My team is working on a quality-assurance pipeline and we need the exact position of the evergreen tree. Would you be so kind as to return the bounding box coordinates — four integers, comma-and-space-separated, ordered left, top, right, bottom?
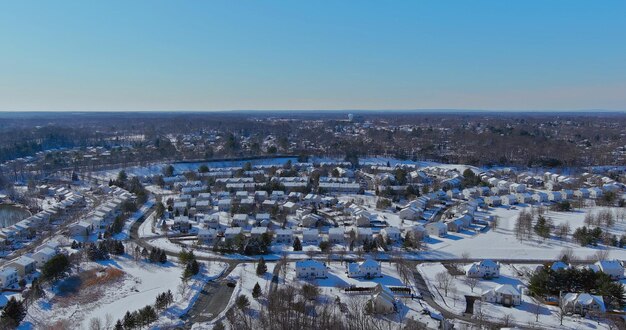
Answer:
159, 250, 167, 263
41, 254, 70, 281
114, 320, 123, 330
252, 282, 262, 299
534, 215, 551, 239
256, 257, 267, 276
123, 311, 135, 329
292, 236, 302, 251
1, 297, 26, 327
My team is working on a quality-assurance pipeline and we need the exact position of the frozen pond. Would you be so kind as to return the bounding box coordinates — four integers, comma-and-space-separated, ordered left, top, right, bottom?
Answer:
0, 204, 30, 227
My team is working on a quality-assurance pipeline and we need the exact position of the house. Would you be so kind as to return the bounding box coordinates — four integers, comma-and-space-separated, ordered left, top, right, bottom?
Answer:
356, 227, 373, 242
32, 247, 57, 267
509, 183, 526, 193
255, 213, 271, 226
347, 258, 381, 278
70, 221, 93, 237
274, 229, 294, 244
516, 193, 533, 204
482, 284, 521, 307
398, 207, 421, 220
532, 192, 548, 203
447, 188, 461, 199
589, 187, 603, 199
301, 213, 323, 228
262, 199, 278, 210
561, 189, 574, 200
550, 261, 570, 271
224, 227, 243, 240
548, 191, 563, 202
231, 214, 249, 227
574, 188, 590, 199
501, 194, 518, 206
282, 201, 298, 214
381, 227, 401, 242
295, 260, 327, 279
561, 293, 606, 316
255, 191, 268, 202
251, 227, 268, 238
7, 256, 36, 277
406, 225, 427, 241
197, 228, 217, 243
0, 267, 18, 288
328, 227, 345, 243
367, 284, 396, 314
484, 196, 501, 207
446, 219, 466, 232
465, 260, 500, 278
173, 216, 192, 233
302, 229, 319, 242
594, 260, 623, 280
425, 222, 447, 237
217, 199, 232, 211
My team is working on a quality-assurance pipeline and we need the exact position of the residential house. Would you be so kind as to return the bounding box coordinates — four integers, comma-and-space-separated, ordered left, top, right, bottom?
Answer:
594, 260, 623, 280
197, 228, 217, 244
465, 260, 500, 278
482, 284, 521, 307
224, 227, 243, 240
302, 229, 319, 242
425, 222, 447, 237
274, 229, 294, 244
381, 227, 401, 242
367, 284, 396, 314
7, 256, 36, 277
561, 293, 606, 316
32, 247, 57, 267
328, 227, 345, 243
347, 258, 381, 278
295, 260, 327, 279
70, 221, 93, 237
0, 268, 18, 288
251, 227, 268, 238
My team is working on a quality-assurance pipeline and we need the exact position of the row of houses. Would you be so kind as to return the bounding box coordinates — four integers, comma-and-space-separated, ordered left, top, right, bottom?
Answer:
0, 241, 60, 289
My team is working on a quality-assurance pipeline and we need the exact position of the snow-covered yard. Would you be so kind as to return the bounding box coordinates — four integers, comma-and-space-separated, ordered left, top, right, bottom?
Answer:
24, 255, 227, 329
417, 262, 612, 329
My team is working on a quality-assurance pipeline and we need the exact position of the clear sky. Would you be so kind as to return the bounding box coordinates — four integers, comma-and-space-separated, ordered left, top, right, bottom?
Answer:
1, 1, 625, 111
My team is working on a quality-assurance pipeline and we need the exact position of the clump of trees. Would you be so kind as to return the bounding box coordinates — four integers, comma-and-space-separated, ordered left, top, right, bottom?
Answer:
572, 226, 604, 246
179, 249, 200, 281
529, 266, 625, 310
86, 240, 125, 261
117, 305, 158, 329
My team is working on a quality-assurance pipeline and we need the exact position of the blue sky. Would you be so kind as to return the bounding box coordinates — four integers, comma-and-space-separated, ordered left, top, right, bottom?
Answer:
0, 1, 625, 111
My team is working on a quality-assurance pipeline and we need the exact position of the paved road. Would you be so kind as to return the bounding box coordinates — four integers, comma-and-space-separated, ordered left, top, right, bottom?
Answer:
181, 262, 238, 327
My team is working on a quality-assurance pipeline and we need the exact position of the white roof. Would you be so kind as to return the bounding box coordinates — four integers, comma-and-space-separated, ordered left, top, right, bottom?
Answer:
493, 284, 520, 296
296, 259, 325, 269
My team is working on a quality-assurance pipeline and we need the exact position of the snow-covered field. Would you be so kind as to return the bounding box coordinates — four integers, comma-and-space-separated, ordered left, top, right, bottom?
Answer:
418, 262, 611, 329
427, 206, 626, 261
24, 255, 227, 329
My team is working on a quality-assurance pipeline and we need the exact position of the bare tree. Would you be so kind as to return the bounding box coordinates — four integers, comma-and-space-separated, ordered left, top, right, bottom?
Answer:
501, 313, 515, 327
594, 249, 610, 262
435, 271, 453, 297
465, 277, 479, 293
559, 247, 575, 263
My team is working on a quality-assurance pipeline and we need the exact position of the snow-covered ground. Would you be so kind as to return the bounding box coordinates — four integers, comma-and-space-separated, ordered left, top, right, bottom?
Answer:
427, 205, 626, 261
417, 262, 611, 329
24, 255, 227, 329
